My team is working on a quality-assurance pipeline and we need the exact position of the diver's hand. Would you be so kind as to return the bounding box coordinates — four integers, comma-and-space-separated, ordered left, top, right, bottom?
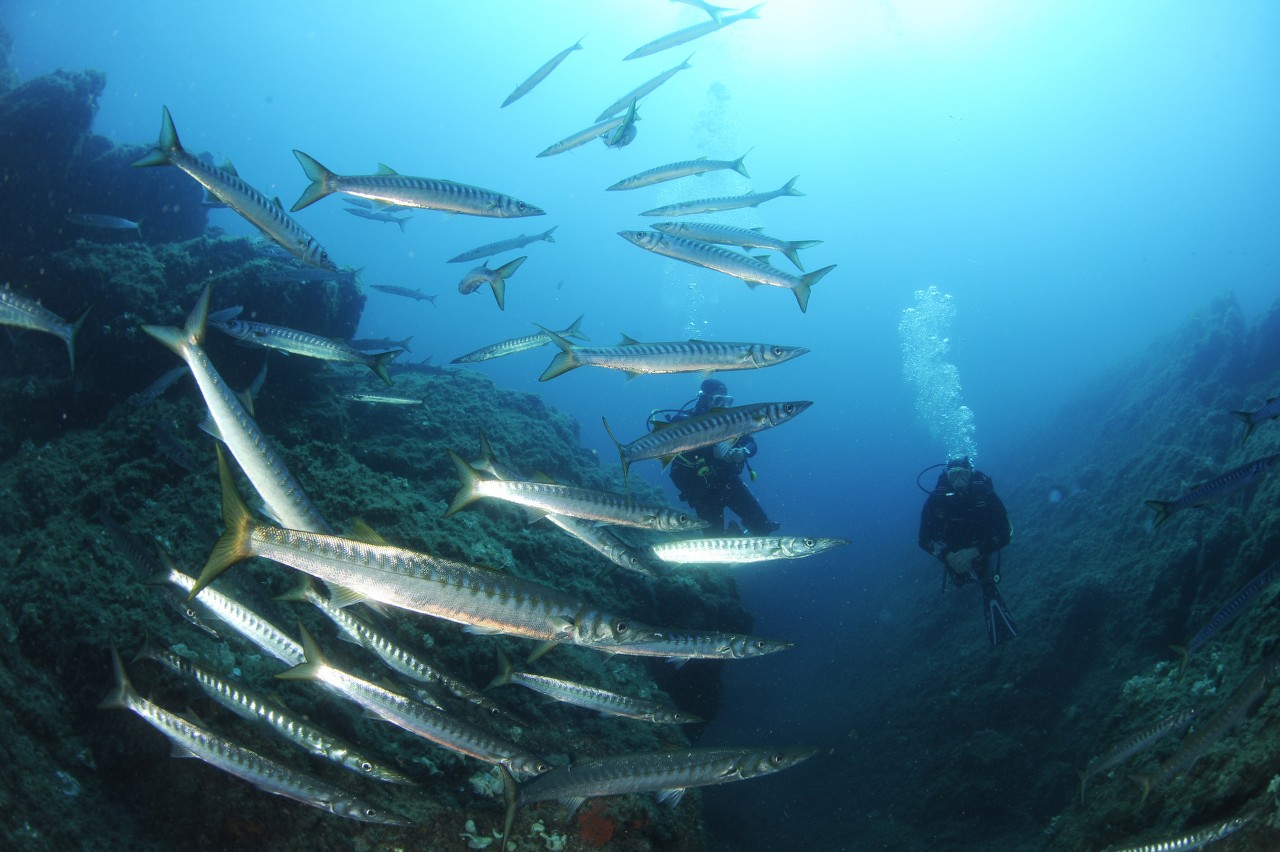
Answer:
726, 447, 749, 463
946, 547, 980, 571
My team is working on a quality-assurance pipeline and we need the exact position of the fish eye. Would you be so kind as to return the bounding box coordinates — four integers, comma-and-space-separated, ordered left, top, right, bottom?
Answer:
615, 621, 629, 634
755, 640, 768, 649
783, 403, 795, 414
804, 538, 815, 547
364, 807, 379, 818
771, 753, 784, 765
772, 346, 784, 355
360, 761, 373, 772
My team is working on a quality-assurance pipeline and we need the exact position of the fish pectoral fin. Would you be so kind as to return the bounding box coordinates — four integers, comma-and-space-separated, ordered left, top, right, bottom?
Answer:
463, 624, 505, 636
326, 585, 367, 609
655, 788, 687, 809
559, 797, 588, 818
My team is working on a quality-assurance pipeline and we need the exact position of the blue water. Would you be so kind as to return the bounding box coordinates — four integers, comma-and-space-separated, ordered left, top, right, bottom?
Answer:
6, 0, 1280, 847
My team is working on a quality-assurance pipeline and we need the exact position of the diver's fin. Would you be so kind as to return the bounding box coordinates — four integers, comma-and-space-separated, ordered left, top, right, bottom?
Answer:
982, 581, 1018, 647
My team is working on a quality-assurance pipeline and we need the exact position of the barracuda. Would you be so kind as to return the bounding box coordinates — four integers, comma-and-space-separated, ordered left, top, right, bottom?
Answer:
100, 646, 409, 824
501, 37, 583, 108
618, 229, 835, 313
1102, 810, 1257, 852
209, 313, 399, 385
1173, 561, 1280, 677
639, 175, 803, 217
0, 284, 89, 374
278, 626, 550, 776
580, 620, 794, 661
133, 107, 337, 270
1145, 453, 1280, 528
606, 150, 748, 191
651, 220, 821, 270
499, 745, 813, 849
622, 4, 763, 60
445, 450, 707, 532
539, 329, 808, 381
536, 114, 632, 158
448, 226, 558, 264
142, 286, 331, 534
136, 642, 414, 785
602, 400, 812, 487
457, 256, 527, 310
291, 152, 544, 218
1231, 396, 1280, 444
651, 535, 851, 566
488, 648, 700, 724
451, 315, 588, 364
1077, 706, 1196, 804
596, 55, 696, 122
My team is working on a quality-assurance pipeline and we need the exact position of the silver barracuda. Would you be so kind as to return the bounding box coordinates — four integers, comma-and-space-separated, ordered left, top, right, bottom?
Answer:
343, 392, 424, 406
602, 400, 813, 486
0, 284, 89, 374
595, 55, 695, 121
451, 315, 588, 364
141, 287, 331, 534
538, 329, 807, 381
651, 535, 850, 567
672, 0, 734, 21
369, 284, 438, 304
64, 212, 141, 234
536, 114, 632, 158
344, 205, 410, 231
1231, 395, 1280, 444
277, 577, 521, 723
135, 641, 414, 785
448, 226, 558, 264
618, 229, 835, 313
208, 311, 399, 386
259, 266, 361, 285
1077, 706, 1197, 804
100, 646, 409, 824
148, 551, 305, 666
623, 4, 764, 61
278, 626, 550, 776
445, 451, 707, 532
488, 647, 700, 724
1145, 453, 1280, 528
348, 335, 413, 352
607, 152, 749, 191
457, 256, 528, 310
639, 175, 803, 217
500, 746, 814, 846
1102, 811, 1257, 852
291, 152, 545, 218
133, 107, 337, 270
583, 621, 794, 661
1173, 561, 1280, 677
501, 37, 584, 108
651, 220, 821, 270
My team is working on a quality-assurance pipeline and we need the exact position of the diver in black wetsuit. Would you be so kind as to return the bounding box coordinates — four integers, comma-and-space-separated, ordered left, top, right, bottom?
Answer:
660, 379, 780, 536
918, 456, 1017, 646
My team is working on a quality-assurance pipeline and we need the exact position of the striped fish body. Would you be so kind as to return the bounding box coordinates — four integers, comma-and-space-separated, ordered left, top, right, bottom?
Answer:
1232, 396, 1280, 443
1103, 812, 1255, 852
1146, 454, 1280, 527
651, 535, 850, 566
99, 650, 407, 824
280, 635, 549, 776
615, 401, 812, 470
618, 229, 834, 312
497, 668, 697, 724
517, 746, 814, 809
541, 512, 658, 577
537, 114, 630, 158
1179, 561, 1280, 666
639, 175, 802, 217
447, 226, 558, 264
210, 317, 398, 385
607, 153, 749, 191
1078, 706, 1196, 803
343, 393, 423, 405
502, 38, 583, 108
291, 152, 544, 218
133, 108, 336, 270
595, 55, 695, 121
369, 284, 437, 303
137, 644, 413, 784
151, 561, 305, 666
0, 284, 87, 373
141, 287, 332, 534
623, 4, 763, 61
451, 315, 587, 364
579, 617, 793, 660
541, 335, 808, 381
651, 220, 820, 270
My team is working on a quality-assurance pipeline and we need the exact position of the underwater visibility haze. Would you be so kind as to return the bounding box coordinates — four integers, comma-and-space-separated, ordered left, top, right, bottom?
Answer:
2, 1, 1280, 850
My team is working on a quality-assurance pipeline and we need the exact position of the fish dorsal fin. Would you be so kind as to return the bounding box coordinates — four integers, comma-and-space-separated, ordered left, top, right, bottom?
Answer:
656, 788, 687, 809
533, 472, 559, 485
326, 585, 367, 608
272, 196, 285, 210
349, 519, 390, 546
221, 159, 239, 176
618, 333, 642, 346
376, 163, 399, 175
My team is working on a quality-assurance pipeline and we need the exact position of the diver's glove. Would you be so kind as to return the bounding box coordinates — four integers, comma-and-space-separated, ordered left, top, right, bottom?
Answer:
946, 547, 980, 571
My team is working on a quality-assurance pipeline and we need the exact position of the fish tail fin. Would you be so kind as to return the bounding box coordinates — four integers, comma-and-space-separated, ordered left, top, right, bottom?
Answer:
141, 285, 210, 357
275, 623, 329, 682
444, 450, 484, 517
189, 446, 254, 600
1145, 500, 1173, 528
780, 175, 804, 197
565, 313, 589, 342
371, 350, 397, 386
601, 416, 631, 494
780, 239, 822, 271
97, 643, 136, 711
537, 326, 579, 381
732, 150, 751, 178
542, 225, 559, 243
132, 106, 180, 167
65, 304, 91, 375
399, 336, 413, 353
1130, 773, 1154, 807
1170, 644, 1189, 680
291, 150, 335, 211
1077, 769, 1087, 805
490, 278, 506, 311
396, 216, 408, 233
1230, 411, 1256, 444
499, 765, 518, 852
792, 264, 835, 313
486, 646, 515, 690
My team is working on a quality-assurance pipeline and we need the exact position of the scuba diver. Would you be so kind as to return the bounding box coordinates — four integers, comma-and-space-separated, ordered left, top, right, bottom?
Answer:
918, 456, 1017, 646
656, 379, 780, 536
